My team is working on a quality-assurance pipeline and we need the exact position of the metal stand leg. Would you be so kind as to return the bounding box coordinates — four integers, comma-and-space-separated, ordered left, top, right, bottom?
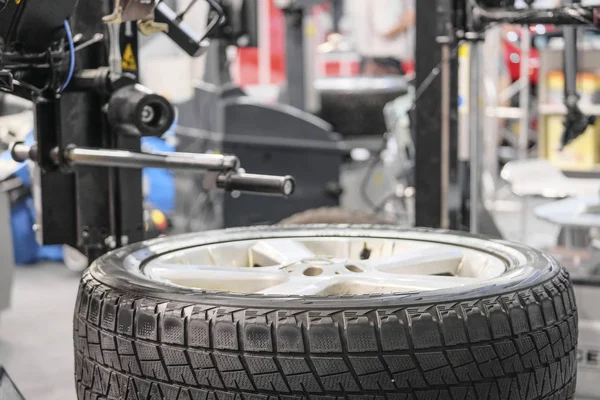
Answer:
521, 196, 529, 244
441, 43, 451, 229
469, 42, 483, 234
565, 227, 574, 249
483, 26, 501, 210
518, 25, 531, 242
203, 40, 231, 85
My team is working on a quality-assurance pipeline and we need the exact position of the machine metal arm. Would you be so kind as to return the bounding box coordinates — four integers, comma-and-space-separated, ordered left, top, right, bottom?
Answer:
561, 0, 596, 148
11, 143, 295, 197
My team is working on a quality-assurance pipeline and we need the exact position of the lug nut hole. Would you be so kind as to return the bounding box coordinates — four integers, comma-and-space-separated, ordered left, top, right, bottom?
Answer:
345, 265, 364, 273
303, 267, 323, 276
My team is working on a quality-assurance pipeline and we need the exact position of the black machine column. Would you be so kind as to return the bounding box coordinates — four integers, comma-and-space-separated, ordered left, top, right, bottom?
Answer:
38, 0, 122, 261
283, 7, 307, 110
414, 0, 462, 230
34, 3, 166, 259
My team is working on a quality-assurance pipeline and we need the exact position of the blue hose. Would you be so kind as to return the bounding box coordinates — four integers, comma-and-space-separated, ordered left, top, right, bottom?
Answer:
60, 20, 75, 92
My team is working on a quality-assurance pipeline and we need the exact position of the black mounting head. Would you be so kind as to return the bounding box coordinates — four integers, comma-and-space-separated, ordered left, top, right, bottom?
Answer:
0, 0, 78, 52
561, 105, 597, 149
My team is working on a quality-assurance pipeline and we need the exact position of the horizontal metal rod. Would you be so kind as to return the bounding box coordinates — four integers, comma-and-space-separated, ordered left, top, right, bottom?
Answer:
150, 150, 240, 170
10, 142, 295, 196
486, 106, 522, 119
63, 147, 240, 171
474, 6, 594, 26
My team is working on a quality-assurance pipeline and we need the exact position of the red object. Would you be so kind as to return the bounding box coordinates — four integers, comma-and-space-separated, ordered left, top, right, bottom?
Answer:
324, 61, 341, 76
236, 1, 286, 86
503, 38, 540, 85
403, 60, 415, 75
502, 25, 558, 86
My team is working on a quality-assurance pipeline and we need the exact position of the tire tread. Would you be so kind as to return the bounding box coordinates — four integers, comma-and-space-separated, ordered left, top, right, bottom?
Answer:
74, 268, 577, 400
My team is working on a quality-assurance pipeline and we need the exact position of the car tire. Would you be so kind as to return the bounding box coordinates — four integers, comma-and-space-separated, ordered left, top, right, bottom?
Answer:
74, 225, 577, 400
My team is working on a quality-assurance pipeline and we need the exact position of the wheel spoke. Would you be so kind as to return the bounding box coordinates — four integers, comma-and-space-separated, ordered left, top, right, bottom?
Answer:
249, 239, 316, 266
361, 247, 464, 276
258, 275, 337, 295
259, 273, 478, 296
357, 273, 478, 292
148, 262, 287, 293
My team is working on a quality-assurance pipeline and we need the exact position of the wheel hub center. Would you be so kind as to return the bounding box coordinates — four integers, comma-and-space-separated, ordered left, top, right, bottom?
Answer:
285, 256, 365, 277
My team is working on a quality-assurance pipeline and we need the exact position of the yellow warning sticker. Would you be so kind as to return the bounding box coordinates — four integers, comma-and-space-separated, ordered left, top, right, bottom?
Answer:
121, 44, 137, 71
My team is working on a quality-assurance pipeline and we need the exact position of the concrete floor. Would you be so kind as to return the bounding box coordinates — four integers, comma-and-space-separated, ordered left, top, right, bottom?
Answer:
0, 263, 80, 400
0, 197, 566, 400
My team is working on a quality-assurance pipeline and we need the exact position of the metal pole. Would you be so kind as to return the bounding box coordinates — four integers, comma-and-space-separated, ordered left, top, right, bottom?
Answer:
203, 40, 231, 85
469, 41, 482, 234
518, 26, 531, 161
518, 25, 531, 242
63, 147, 241, 171
483, 26, 501, 209
303, 11, 320, 113
441, 43, 451, 229
563, 26, 578, 102
565, 227, 574, 249
563, 0, 579, 111
283, 9, 307, 110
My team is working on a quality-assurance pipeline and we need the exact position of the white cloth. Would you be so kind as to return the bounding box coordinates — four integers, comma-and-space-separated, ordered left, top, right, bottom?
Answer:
348, 0, 415, 61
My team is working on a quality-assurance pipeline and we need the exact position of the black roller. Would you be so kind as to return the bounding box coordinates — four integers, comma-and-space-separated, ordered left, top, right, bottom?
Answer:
217, 172, 295, 196
107, 84, 175, 137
